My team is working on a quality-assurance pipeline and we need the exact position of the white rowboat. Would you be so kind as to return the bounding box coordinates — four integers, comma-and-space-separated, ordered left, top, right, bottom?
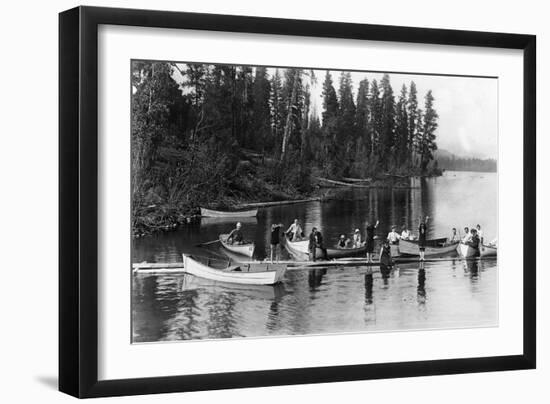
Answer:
182, 254, 286, 285
398, 239, 459, 257
219, 233, 255, 258
457, 243, 497, 258
200, 207, 258, 218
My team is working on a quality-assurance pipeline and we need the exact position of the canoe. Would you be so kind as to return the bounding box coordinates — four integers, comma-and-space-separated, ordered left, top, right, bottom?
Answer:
200, 207, 258, 218
457, 243, 497, 258
283, 235, 368, 261
182, 254, 286, 285
398, 239, 459, 257
219, 233, 255, 258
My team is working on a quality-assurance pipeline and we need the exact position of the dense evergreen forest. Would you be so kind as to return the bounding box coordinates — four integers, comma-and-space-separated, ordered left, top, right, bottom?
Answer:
131, 61, 440, 235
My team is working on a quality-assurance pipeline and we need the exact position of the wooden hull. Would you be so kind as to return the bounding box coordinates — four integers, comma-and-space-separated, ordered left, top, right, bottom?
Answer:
457, 243, 497, 258
219, 234, 255, 257
182, 254, 286, 285
399, 239, 459, 257
284, 237, 368, 261
200, 207, 258, 218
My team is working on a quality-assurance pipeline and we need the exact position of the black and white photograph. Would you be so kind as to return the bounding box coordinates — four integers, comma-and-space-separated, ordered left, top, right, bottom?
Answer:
131, 60, 498, 343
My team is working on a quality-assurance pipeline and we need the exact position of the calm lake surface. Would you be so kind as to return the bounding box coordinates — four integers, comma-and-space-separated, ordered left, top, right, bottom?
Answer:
132, 171, 498, 342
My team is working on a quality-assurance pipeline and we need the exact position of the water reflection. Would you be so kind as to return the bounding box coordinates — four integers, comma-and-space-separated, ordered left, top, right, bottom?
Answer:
132, 171, 498, 342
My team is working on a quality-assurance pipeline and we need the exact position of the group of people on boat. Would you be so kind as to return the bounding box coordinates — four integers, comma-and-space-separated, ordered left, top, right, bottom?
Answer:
225, 216, 493, 264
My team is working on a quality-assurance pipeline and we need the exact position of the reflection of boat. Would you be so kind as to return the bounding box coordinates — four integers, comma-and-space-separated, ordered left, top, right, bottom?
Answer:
219, 234, 255, 258
398, 239, 459, 257
200, 216, 258, 226
181, 272, 287, 299
283, 235, 367, 261
200, 207, 258, 218
182, 254, 286, 285
457, 243, 497, 258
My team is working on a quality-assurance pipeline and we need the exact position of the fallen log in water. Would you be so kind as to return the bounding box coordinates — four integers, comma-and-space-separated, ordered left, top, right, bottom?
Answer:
235, 197, 321, 209
315, 177, 372, 188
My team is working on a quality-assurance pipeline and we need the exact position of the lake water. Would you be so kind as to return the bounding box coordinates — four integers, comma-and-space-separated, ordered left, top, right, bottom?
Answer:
132, 171, 498, 342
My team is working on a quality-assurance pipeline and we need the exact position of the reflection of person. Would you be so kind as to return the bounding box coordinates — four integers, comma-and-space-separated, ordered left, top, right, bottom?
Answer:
286, 219, 303, 241
418, 216, 429, 261
270, 223, 283, 263
365, 220, 379, 263
227, 222, 244, 244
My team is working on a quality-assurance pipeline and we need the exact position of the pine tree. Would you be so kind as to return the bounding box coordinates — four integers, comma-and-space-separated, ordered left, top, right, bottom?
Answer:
337, 71, 356, 173
369, 79, 381, 157
395, 84, 409, 166
251, 66, 271, 151
379, 74, 395, 168
320, 71, 339, 175
355, 79, 371, 169
407, 81, 419, 164
418, 90, 439, 172
268, 69, 284, 153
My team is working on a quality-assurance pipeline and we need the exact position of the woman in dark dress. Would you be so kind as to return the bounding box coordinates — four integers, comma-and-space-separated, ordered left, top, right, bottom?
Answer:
270, 223, 283, 263
418, 216, 429, 261
365, 220, 379, 263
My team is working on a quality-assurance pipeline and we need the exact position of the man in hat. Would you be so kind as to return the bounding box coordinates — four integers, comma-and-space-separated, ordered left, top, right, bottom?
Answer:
227, 222, 244, 245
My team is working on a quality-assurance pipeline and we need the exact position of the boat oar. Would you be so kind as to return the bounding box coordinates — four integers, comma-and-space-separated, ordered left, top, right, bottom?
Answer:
196, 239, 220, 247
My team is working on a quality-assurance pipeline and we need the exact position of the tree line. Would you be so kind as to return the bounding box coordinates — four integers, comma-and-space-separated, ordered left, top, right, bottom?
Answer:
131, 62, 440, 232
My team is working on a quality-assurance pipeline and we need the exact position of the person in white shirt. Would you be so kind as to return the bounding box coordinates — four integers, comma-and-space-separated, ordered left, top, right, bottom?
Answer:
449, 227, 459, 243
462, 227, 471, 243
352, 229, 362, 248
401, 227, 411, 240
285, 219, 303, 241
476, 224, 484, 245
387, 225, 401, 244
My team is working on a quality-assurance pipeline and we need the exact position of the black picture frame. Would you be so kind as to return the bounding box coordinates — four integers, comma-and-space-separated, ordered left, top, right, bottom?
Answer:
59, 5, 536, 398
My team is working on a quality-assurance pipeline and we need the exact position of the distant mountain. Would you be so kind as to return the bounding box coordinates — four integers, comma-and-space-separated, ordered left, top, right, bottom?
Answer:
434, 149, 497, 173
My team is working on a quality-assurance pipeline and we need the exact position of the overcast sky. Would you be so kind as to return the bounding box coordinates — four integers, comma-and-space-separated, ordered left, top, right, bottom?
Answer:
298, 69, 498, 159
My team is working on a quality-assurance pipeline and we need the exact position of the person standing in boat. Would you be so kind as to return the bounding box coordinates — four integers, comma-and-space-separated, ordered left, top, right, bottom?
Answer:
314, 229, 329, 261
476, 224, 484, 245
227, 222, 244, 245
449, 227, 460, 243
286, 219, 304, 241
462, 227, 471, 243
387, 225, 401, 245
418, 216, 429, 261
270, 223, 283, 263
466, 228, 481, 257
365, 220, 379, 263
352, 229, 362, 248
